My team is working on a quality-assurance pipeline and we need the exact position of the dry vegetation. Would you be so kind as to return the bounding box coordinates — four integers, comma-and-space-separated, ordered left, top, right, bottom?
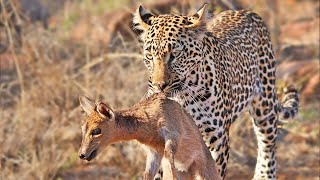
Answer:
0, 0, 319, 180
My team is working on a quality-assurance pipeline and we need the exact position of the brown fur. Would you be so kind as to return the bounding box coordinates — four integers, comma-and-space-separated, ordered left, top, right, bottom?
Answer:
79, 93, 220, 180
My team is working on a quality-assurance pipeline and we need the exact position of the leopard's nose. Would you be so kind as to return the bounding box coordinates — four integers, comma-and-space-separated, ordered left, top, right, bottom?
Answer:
153, 81, 168, 91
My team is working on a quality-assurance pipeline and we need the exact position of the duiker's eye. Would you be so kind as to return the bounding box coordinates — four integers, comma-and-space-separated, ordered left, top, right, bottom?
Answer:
91, 128, 101, 136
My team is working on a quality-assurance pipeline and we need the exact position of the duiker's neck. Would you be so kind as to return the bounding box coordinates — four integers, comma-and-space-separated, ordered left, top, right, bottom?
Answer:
113, 110, 142, 137
112, 109, 162, 148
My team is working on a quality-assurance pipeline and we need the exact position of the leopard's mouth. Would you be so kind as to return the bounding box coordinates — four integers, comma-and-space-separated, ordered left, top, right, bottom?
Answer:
150, 77, 186, 98
164, 78, 186, 93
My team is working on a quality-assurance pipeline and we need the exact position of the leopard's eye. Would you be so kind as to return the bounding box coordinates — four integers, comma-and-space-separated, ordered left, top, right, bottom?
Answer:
172, 49, 182, 57
91, 128, 101, 136
145, 53, 153, 60
172, 45, 184, 58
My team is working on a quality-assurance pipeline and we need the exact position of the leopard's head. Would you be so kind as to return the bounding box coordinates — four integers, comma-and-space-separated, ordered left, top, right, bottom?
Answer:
133, 4, 209, 95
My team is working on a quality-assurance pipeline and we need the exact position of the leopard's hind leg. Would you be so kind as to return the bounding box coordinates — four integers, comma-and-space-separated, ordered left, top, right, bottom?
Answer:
248, 11, 299, 179
249, 88, 279, 180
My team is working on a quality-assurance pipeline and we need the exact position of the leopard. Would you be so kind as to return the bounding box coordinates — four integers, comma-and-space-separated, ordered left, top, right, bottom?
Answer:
133, 4, 299, 180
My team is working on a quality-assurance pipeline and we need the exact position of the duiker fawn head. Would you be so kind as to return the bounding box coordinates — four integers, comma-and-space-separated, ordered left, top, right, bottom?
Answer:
78, 96, 115, 161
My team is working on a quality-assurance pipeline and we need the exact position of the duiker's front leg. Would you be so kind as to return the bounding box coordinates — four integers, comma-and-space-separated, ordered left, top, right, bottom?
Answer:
163, 133, 178, 180
143, 147, 162, 180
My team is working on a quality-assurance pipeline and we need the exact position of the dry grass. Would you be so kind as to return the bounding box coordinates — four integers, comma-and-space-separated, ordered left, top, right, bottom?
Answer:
1, 1, 147, 179
0, 0, 319, 180
0, 28, 147, 180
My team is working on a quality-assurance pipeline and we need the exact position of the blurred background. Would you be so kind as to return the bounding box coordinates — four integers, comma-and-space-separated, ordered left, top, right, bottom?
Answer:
0, 0, 319, 179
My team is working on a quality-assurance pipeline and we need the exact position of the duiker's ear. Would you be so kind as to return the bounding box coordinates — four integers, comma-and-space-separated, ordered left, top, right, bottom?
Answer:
186, 4, 209, 28
133, 5, 155, 39
79, 96, 95, 115
96, 102, 114, 120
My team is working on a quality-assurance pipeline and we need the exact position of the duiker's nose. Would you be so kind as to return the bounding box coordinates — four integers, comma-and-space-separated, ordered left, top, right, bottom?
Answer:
154, 81, 168, 91
79, 154, 85, 159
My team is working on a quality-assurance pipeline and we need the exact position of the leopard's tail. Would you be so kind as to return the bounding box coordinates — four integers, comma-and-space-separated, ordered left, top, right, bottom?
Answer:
278, 85, 299, 122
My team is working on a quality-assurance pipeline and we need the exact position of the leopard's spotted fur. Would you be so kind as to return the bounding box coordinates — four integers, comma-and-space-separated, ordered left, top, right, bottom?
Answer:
133, 4, 299, 180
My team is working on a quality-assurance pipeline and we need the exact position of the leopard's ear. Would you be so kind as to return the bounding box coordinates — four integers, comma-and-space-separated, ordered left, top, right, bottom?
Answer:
186, 4, 209, 28
133, 5, 155, 40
